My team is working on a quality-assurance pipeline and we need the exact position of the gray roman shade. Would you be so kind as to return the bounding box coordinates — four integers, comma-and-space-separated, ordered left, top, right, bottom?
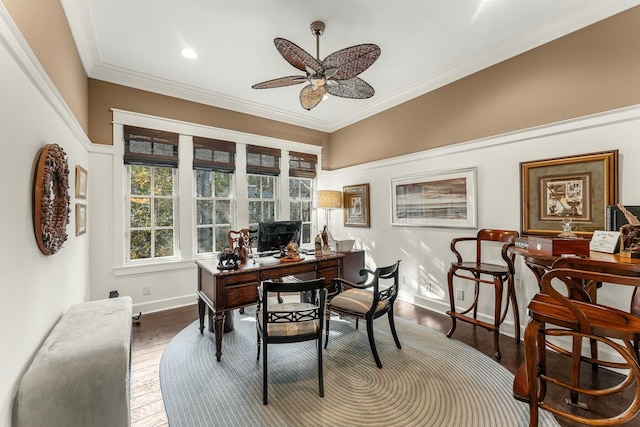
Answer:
123, 125, 179, 167
246, 145, 280, 176
289, 151, 317, 179
193, 137, 236, 173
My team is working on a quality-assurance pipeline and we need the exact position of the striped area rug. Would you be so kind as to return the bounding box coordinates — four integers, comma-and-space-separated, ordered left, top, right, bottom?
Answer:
159, 308, 559, 426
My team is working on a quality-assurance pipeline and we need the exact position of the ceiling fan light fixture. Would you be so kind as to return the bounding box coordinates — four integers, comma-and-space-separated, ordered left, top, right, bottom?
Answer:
252, 20, 380, 111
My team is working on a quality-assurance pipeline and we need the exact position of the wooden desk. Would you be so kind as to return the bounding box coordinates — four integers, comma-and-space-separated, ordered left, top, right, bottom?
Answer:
510, 245, 640, 301
196, 253, 344, 361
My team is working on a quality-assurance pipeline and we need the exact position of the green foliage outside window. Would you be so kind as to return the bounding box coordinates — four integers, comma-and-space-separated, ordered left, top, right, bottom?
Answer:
289, 177, 313, 243
195, 170, 233, 253
129, 165, 175, 260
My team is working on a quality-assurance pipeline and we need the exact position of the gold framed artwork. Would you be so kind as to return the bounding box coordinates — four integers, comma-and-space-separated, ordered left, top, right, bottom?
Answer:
343, 183, 370, 227
520, 150, 618, 237
75, 165, 87, 199
76, 203, 87, 236
390, 168, 477, 228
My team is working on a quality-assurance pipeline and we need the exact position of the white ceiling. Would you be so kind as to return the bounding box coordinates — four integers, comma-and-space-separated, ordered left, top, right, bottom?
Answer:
61, 0, 639, 133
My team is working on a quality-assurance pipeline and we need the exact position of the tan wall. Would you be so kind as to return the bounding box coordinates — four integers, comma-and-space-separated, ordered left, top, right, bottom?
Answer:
4, 0, 89, 133
328, 6, 640, 170
88, 80, 330, 153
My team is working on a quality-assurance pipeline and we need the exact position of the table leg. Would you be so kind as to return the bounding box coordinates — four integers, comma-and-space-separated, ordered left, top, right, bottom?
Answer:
198, 297, 206, 333
214, 311, 225, 362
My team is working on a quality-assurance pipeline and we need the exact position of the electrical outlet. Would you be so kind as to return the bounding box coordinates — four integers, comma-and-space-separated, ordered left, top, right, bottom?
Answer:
456, 289, 464, 300
143, 284, 151, 295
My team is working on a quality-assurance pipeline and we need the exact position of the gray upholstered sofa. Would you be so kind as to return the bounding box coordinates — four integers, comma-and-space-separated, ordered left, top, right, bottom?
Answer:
15, 297, 133, 427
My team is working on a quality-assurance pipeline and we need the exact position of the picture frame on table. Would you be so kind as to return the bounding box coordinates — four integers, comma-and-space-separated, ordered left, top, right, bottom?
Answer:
75, 165, 87, 199
390, 168, 477, 228
343, 183, 370, 227
520, 150, 618, 238
76, 203, 87, 236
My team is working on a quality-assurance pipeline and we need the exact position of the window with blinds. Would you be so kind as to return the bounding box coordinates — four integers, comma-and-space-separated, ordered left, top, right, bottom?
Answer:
289, 151, 317, 179
193, 137, 235, 254
123, 125, 179, 261
246, 145, 280, 176
123, 125, 179, 167
193, 137, 236, 172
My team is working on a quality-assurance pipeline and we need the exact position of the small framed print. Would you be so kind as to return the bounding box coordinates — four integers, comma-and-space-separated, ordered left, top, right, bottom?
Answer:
76, 203, 87, 236
75, 165, 87, 199
343, 184, 370, 227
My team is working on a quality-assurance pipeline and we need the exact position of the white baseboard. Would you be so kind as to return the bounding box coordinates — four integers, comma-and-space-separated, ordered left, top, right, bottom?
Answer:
132, 294, 197, 315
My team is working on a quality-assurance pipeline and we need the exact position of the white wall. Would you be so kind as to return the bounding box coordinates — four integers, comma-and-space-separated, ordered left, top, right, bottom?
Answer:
0, 7, 90, 426
323, 106, 640, 338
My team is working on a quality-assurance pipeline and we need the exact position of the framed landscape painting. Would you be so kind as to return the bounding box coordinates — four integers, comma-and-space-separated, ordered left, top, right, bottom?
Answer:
390, 168, 477, 228
520, 150, 618, 237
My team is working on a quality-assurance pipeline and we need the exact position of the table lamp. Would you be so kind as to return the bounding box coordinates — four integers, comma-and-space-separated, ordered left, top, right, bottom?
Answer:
317, 190, 343, 251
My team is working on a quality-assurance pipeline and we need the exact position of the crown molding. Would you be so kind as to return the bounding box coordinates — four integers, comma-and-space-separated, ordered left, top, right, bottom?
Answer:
61, 1, 640, 133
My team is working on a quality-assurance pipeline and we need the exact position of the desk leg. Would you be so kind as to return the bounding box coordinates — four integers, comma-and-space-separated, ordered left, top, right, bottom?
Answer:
214, 311, 225, 362
198, 296, 206, 333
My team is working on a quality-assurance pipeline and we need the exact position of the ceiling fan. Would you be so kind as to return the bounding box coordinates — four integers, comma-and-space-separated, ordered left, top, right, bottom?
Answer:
252, 21, 381, 111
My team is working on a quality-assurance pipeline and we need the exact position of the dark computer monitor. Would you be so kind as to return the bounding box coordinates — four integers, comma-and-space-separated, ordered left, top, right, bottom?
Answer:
257, 220, 302, 253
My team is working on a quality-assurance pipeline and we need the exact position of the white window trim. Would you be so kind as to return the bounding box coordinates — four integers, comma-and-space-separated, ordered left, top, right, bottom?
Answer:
111, 109, 321, 276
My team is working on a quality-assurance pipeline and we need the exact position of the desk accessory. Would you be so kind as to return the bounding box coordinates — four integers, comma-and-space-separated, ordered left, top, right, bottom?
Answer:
527, 236, 590, 257
589, 230, 620, 253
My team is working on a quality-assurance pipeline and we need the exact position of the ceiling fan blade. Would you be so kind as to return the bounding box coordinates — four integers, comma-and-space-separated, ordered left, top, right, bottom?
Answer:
322, 44, 381, 80
252, 76, 308, 89
326, 77, 375, 99
300, 84, 326, 110
274, 38, 322, 74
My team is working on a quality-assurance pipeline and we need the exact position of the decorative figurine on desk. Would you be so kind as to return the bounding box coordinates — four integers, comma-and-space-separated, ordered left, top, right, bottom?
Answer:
321, 225, 330, 255
618, 203, 640, 256
314, 233, 322, 257
217, 248, 240, 270
558, 218, 577, 238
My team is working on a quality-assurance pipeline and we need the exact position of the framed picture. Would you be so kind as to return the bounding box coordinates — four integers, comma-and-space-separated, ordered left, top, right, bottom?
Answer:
520, 150, 618, 237
390, 168, 477, 228
343, 183, 370, 227
75, 165, 87, 199
76, 203, 87, 236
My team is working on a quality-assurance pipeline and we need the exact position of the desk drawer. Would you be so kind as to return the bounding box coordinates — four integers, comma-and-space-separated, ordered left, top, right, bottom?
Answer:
225, 283, 259, 308
317, 258, 339, 269
223, 271, 260, 285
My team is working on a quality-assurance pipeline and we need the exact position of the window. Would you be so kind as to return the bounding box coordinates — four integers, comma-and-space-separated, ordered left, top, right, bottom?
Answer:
193, 137, 235, 254
195, 171, 233, 253
289, 151, 316, 244
124, 126, 179, 261
128, 165, 176, 259
247, 145, 280, 236
289, 178, 313, 243
248, 174, 276, 228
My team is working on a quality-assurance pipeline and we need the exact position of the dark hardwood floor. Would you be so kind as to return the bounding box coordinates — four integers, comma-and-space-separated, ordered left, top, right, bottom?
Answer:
131, 300, 639, 427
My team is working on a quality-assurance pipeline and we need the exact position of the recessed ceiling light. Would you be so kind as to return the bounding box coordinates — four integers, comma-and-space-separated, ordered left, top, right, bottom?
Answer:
181, 48, 198, 59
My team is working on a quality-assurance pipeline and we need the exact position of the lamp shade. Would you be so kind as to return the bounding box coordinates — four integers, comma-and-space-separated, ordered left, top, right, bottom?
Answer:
318, 190, 342, 209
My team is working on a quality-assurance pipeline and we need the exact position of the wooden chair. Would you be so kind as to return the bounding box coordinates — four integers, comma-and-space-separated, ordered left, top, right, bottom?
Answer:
228, 228, 257, 258
513, 263, 640, 426
324, 260, 401, 369
256, 278, 326, 405
446, 229, 520, 360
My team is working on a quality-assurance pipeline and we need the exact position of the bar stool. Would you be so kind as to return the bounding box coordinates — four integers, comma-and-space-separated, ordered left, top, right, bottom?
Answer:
446, 229, 520, 359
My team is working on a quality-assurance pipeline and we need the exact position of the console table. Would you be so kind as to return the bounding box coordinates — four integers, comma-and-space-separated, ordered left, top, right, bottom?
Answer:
196, 253, 344, 361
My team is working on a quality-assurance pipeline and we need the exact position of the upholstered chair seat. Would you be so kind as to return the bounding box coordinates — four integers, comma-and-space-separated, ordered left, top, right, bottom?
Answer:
257, 302, 321, 336
328, 289, 390, 315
